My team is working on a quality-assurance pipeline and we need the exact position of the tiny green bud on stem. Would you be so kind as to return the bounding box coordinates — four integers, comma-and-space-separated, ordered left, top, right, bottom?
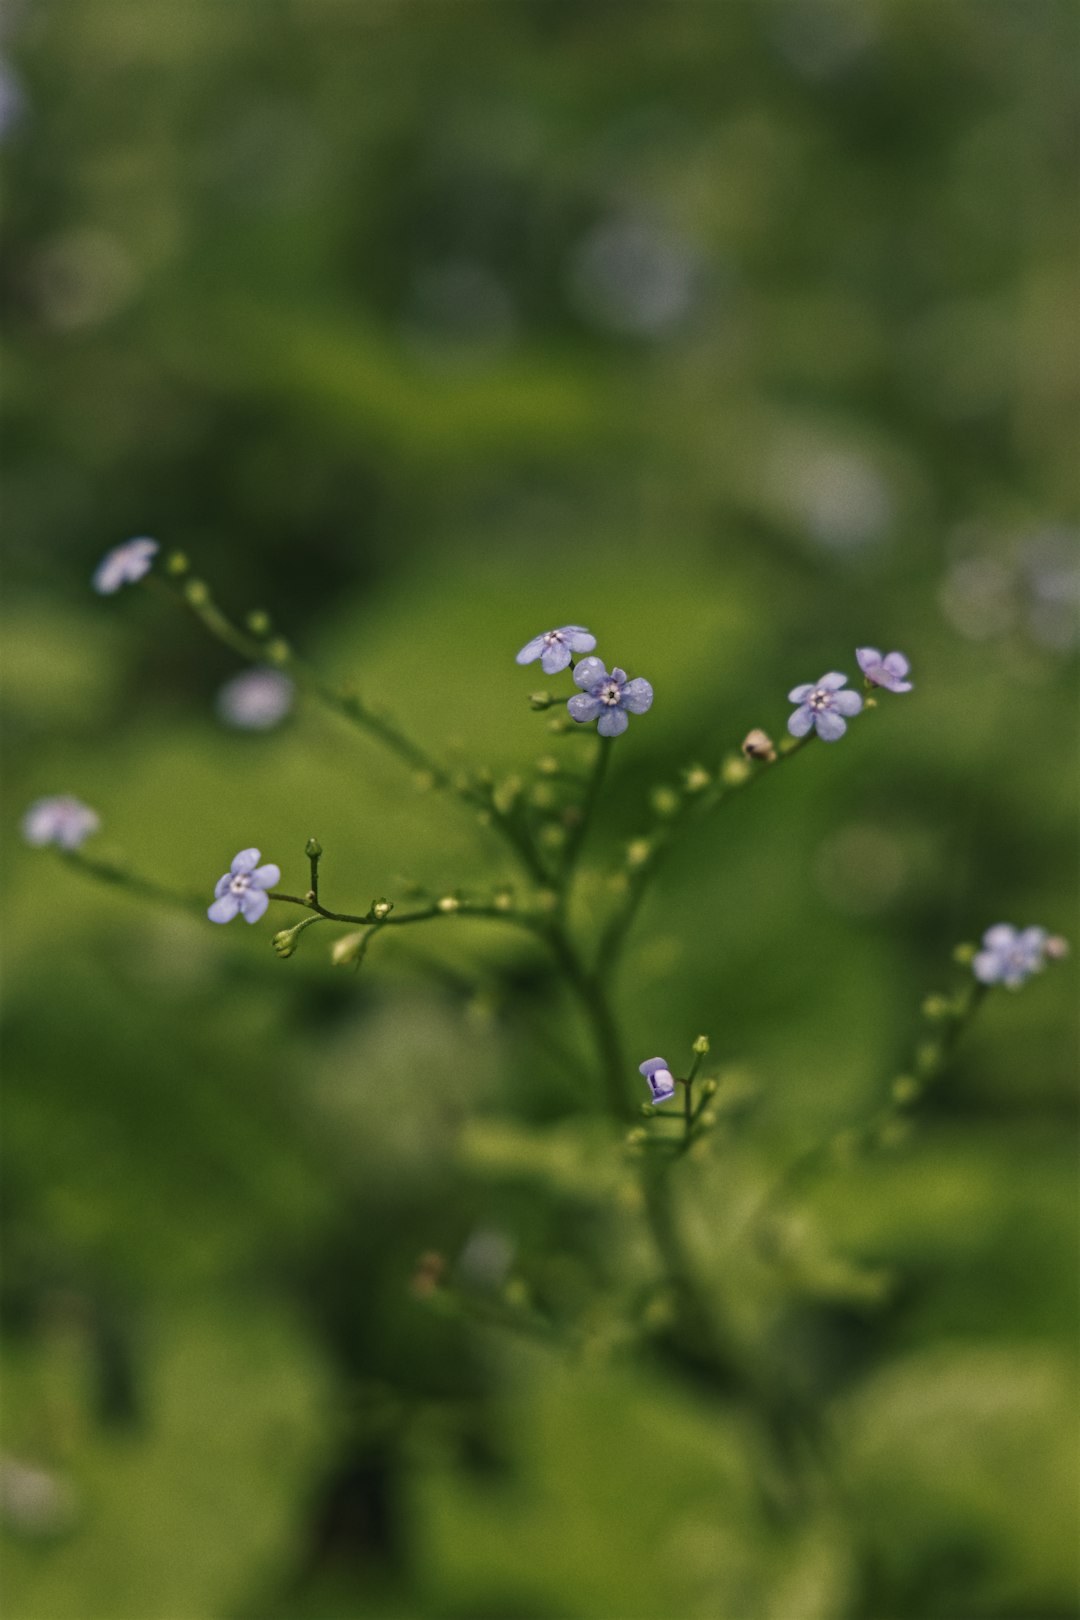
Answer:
165, 551, 190, 577
245, 609, 272, 636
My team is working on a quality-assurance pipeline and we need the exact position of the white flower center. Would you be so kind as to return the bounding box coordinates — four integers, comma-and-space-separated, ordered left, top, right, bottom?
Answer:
544, 631, 563, 646
601, 681, 622, 706
229, 873, 252, 894
809, 688, 832, 711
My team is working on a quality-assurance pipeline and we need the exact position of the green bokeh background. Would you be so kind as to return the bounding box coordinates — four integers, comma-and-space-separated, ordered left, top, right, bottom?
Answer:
2, 3, 1077, 1617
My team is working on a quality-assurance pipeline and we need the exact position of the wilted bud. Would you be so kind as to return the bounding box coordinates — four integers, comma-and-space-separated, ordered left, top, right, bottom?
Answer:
165, 550, 190, 577
721, 755, 752, 786
331, 931, 366, 966
741, 728, 776, 763
245, 609, 271, 635
371, 898, 393, 921
692, 1033, 710, 1056
682, 764, 711, 793
184, 579, 210, 607
650, 785, 681, 818
305, 836, 323, 860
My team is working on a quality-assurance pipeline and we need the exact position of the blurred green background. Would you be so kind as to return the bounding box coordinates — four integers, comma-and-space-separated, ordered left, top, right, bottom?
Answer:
2, 2, 1077, 1616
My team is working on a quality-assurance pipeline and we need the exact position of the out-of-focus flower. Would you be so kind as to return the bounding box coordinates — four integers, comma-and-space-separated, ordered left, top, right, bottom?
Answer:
0, 1457, 77, 1537
568, 217, 700, 338
216, 668, 294, 730
516, 626, 597, 676
92, 537, 158, 594
639, 1057, 676, 1104
856, 647, 913, 693
567, 657, 653, 738
207, 848, 281, 925
787, 673, 862, 741
972, 924, 1053, 988
22, 795, 100, 850
741, 728, 777, 762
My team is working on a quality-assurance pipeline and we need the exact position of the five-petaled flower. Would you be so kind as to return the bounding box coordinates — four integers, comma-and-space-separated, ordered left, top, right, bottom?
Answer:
22, 795, 100, 850
208, 847, 281, 925
92, 537, 159, 595
639, 1057, 676, 1104
856, 647, 913, 693
516, 625, 597, 675
787, 672, 863, 742
972, 924, 1051, 989
568, 657, 653, 738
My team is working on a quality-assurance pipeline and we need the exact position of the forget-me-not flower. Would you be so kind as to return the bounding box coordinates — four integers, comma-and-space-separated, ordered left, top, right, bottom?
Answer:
516, 625, 597, 675
22, 795, 100, 850
639, 1057, 676, 1104
216, 668, 294, 730
92, 537, 158, 594
787, 672, 862, 742
972, 924, 1050, 989
568, 657, 653, 738
208, 847, 281, 925
856, 647, 913, 693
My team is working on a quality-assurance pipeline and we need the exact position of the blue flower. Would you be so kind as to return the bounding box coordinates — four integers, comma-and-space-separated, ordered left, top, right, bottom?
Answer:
856, 647, 913, 693
208, 847, 281, 925
787, 672, 863, 742
92, 537, 158, 594
22, 795, 100, 850
567, 657, 654, 738
516, 625, 597, 675
216, 668, 294, 730
639, 1056, 676, 1104
972, 924, 1050, 988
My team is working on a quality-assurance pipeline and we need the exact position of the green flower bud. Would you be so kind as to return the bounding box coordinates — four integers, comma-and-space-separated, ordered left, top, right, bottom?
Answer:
540, 822, 566, 850
650, 785, 681, 818
721, 755, 752, 787
331, 931, 366, 966
682, 764, 711, 793
626, 838, 652, 869
952, 942, 976, 964
184, 579, 210, 607
492, 889, 514, 912
529, 691, 553, 710
692, 1033, 710, 1055
412, 770, 435, 793
371, 898, 393, 921
266, 637, 292, 665
437, 895, 460, 914
921, 994, 951, 1021
305, 836, 323, 859
165, 550, 190, 577
700, 1077, 719, 1097
245, 609, 271, 636
892, 1075, 920, 1105
536, 755, 560, 776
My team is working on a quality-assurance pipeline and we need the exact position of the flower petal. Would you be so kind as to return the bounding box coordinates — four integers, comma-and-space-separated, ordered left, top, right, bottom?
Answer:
621, 678, 653, 714
515, 633, 549, 666
565, 629, 596, 653
855, 647, 882, 674
814, 709, 848, 741
610, 668, 627, 685
983, 924, 1016, 951
540, 641, 573, 675
597, 708, 629, 737
831, 689, 863, 717
788, 683, 814, 703
972, 950, 1004, 984
208, 895, 241, 924
567, 694, 603, 723
240, 888, 269, 923
817, 671, 849, 691
883, 651, 910, 678
573, 656, 606, 690
648, 1069, 677, 1104
251, 863, 281, 890
214, 872, 233, 899
638, 1057, 670, 1077
787, 705, 815, 738
230, 848, 261, 874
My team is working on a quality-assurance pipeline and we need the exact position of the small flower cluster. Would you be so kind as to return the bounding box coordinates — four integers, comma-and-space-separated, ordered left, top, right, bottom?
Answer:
22, 795, 99, 850
516, 624, 654, 736
787, 647, 912, 742
972, 924, 1068, 989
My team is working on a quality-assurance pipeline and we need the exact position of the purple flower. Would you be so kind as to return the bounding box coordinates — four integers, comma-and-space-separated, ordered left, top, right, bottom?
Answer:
92, 537, 158, 594
216, 668, 294, 730
972, 924, 1049, 989
787, 672, 863, 742
856, 647, 913, 693
516, 625, 597, 675
567, 657, 653, 738
207, 847, 281, 925
22, 795, 100, 850
639, 1057, 676, 1105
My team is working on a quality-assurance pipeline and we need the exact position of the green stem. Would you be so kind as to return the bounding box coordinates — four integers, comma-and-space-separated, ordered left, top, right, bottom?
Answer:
559, 736, 611, 891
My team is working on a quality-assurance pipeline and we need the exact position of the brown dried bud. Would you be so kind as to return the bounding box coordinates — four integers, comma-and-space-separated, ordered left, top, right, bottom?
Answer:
741, 728, 777, 763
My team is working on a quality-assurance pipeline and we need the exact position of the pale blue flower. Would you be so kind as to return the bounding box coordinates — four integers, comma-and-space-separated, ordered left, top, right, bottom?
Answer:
22, 795, 100, 850
972, 924, 1049, 989
208, 847, 281, 925
516, 625, 597, 675
568, 657, 653, 738
856, 646, 913, 693
787, 672, 862, 742
216, 668, 294, 730
639, 1056, 676, 1104
93, 537, 158, 594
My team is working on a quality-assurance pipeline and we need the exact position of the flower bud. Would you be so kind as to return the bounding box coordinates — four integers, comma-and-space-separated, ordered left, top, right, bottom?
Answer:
165, 550, 190, 577
540, 822, 566, 850
266, 637, 292, 665
650, 785, 681, 818
921, 994, 951, 1021
700, 1077, 718, 1097
952, 942, 976, 965
1045, 935, 1070, 960
331, 931, 366, 966
493, 776, 523, 814
626, 838, 651, 869
272, 926, 302, 958
682, 764, 711, 793
437, 895, 460, 914
371, 898, 394, 921
305, 836, 323, 860
741, 728, 776, 763
184, 579, 210, 607
531, 783, 556, 810
721, 756, 752, 787
529, 691, 553, 710
412, 770, 436, 793
698, 1109, 717, 1130
492, 889, 514, 912
692, 1034, 710, 1055
536, 755, 560, 776
892, 1075, 921, 1105
245, 609, 271, 636
547, 715, 571, 733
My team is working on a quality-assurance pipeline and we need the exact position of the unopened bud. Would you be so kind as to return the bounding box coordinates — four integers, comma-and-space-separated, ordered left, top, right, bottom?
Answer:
650, 785, 681, 818
165, 550, 190, 577
741, 728, 776, 763
536, 755, 559, 776
492, 889, 514, 912
682, 764, 711, 793
548, 715, 571, 733
626, 838, 652, 869
184, 579, 210, 607
540, 822, 566, 850
692, 1034, 710, 1055
412, 770, 435, 793
305, 836, 323, 860
892, 1075, 920, 1105
266, 637, 291, 665
721, 756, 752, 786
371, 898, 393, 921
531, 783, 556, 810
952, 942, 976, 964
245, 609, 271, 636
921, 994, 951, 1021
698, 1109, 717, 1130
864, 695, 878, 709
331, 931, 366, 966
916, 1040, 942, 1073
437, 895, 460, 914
272, 926, 303, 958
700, 1077, 718, 1097
493, 776, 523, 814
529, 691, 553, 710
1045, 935, 1070, 960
